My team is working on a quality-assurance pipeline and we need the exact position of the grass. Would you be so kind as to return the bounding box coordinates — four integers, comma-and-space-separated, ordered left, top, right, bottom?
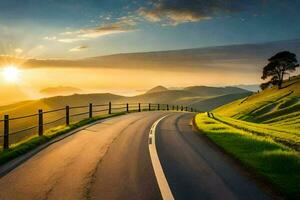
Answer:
214, 75, 300, 124
195, 113, 300, 199
212, 114, 300, 150
0, 112, 126, 165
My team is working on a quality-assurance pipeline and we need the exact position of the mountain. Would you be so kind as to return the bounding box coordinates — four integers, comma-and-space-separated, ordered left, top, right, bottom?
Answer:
146, 86, 169, 94
214, 75, 300, 129
0, 85, 251, 116
127, 86, 250, 111
233, 84, 260, 92
40, 86, 81, 96
183, 86, 249, 97
190, 92, 252, 111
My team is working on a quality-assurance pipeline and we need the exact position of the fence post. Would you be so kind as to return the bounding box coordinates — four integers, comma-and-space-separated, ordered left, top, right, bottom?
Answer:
38, 109, 43, 136
149, 103, 151, 111
89, 103, 93, 118
138, 103, 141, 112
158, 104, 160, 111
3, 115, 9, 150
126, 103, 129, 112
167, 104, 169, 111
66, 106, 70, 126
108, 102, 112, 114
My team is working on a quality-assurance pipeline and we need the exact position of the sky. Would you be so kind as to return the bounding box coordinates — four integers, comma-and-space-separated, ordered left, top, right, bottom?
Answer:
0, 0, 300, 105
0, 0, 300, 59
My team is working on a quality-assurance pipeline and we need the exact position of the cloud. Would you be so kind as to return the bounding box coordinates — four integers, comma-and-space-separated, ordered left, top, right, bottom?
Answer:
44, 36, 57, 41
58, 38, 87, 43
57, 18, 137, 43
78, 25, 128, 38
69, 45, 88, 52
80, 19, 136, 38
36, 45, 45, 49
14, 48, 23, 54
137, 8, 161, 22
138, 0, 259, 25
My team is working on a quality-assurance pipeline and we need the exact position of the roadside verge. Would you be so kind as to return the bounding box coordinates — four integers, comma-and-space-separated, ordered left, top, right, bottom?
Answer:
192, 113, 298, 200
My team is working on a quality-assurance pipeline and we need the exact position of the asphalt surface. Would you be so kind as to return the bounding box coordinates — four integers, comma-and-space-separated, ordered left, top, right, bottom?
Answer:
0, 112, 271, 200
156, 113, 270, 200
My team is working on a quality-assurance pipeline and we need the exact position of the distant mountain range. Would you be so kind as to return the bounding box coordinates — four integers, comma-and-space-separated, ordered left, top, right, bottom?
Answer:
0, 85, 252, 117
145, 86, 168, 94
232, 84, 260, 92
40, 86, 81, 96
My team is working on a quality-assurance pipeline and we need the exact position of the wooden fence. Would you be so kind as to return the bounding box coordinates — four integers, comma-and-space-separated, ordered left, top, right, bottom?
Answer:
0, 102, 198, 150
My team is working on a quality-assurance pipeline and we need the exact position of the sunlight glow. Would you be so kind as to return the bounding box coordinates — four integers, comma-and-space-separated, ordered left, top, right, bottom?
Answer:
2, 66, 20, 83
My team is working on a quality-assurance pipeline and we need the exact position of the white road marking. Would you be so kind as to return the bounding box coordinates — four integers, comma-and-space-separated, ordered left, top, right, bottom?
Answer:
149, 115, 175, 200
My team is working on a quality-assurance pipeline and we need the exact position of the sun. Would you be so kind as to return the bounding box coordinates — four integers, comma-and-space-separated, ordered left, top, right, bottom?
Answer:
2, 65, 20, 83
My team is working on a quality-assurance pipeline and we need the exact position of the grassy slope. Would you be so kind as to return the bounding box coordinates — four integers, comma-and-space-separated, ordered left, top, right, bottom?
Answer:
214, 75, 300, 125
194, 75, 300, 198
195, 113, 300, 199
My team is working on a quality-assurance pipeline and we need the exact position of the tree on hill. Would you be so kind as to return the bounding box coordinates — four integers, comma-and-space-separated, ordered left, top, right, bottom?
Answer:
261, 51, 299, 89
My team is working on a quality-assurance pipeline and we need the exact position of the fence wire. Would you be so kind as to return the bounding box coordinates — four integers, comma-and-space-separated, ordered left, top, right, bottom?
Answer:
1, 102, 197, 150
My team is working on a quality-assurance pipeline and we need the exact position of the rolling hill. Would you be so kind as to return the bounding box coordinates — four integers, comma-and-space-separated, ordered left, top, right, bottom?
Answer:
214, 75, 300, 128
190, 92, 252, 111
0, 85, 250, 116
40, 86, 81, 97
184, 86, 248, 97
145, 86, 169, 94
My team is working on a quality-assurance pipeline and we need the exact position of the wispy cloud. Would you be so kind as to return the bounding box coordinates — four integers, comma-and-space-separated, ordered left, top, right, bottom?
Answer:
58, 38, 87, 43
14, 48, 23, 54
69, 45, 88, 52
54, 18, 137, 43
138, 0, 259, 25
44, 36, 57, 41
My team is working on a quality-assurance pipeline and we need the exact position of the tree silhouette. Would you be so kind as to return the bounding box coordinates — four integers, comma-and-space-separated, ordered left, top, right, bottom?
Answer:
261, 51, 299, 89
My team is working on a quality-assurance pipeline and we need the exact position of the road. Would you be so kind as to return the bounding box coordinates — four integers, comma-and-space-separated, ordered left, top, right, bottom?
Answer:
0, 112, 271, 200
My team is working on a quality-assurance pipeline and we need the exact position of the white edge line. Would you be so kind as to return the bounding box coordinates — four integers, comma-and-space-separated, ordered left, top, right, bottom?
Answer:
149, 115, 175, 200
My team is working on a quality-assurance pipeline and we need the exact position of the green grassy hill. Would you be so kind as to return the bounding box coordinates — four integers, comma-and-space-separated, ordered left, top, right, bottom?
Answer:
214, 75, 300, 129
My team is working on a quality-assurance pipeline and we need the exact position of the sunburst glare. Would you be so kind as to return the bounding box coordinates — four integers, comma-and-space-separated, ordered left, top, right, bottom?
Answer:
2, 65, 20, 83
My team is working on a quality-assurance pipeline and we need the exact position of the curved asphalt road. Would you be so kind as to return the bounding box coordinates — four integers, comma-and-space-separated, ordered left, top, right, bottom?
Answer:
0, 112, 271, 200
